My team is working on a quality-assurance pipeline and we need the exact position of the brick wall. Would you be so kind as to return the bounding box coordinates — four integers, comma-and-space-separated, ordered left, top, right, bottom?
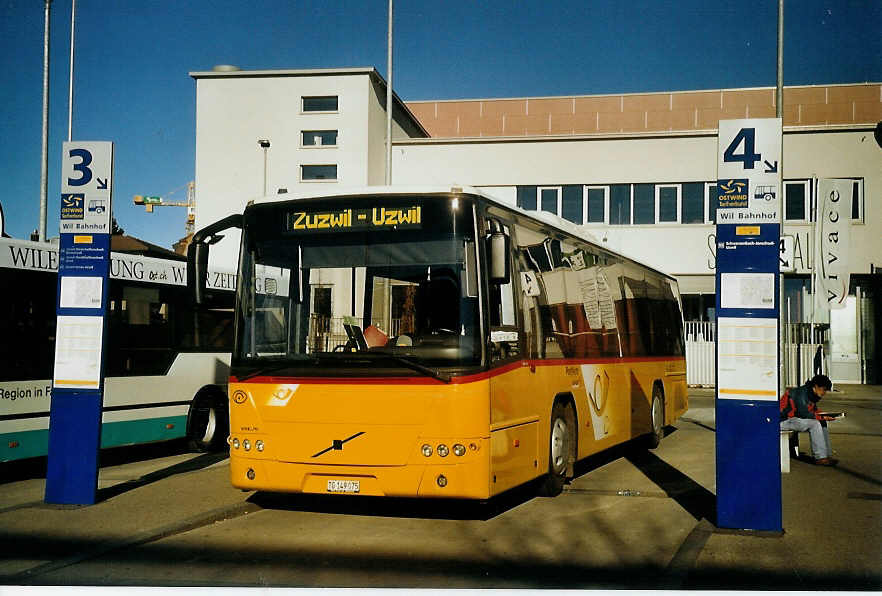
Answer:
406, 84, 882, 138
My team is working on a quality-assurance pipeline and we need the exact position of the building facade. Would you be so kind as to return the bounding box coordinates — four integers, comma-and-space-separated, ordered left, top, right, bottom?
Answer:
190, 67, 881, 384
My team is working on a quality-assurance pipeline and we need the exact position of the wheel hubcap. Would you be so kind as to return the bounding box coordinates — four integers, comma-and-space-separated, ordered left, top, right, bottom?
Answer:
201, 407, 217, 443
551, 417, 567, 472
652, 397, 662, 435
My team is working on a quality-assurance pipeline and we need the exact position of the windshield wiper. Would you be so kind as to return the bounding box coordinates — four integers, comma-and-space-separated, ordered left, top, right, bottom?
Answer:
380, 355, 451, 384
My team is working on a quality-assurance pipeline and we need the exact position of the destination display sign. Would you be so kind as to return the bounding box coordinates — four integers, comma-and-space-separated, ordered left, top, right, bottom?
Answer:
287, 205, 422, 233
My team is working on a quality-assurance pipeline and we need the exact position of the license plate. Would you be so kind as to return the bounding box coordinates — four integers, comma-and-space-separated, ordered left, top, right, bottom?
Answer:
327, 479, 360, 493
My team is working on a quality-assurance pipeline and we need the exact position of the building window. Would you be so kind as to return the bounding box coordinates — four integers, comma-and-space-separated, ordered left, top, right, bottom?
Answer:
517, 186, 537, 210
302, 96, 339, 112
312, 286, 332, 317
301, 130, 338, 147
586, 186, 607, 224
301, 164, 338, 181
705, 182, 718, 224
561, 185, 583, 224
609, 184, 631, 225
655, 184, 680, 223
633, 183, 654, 224
851, 178, 863, 222
539, 187, 560, 214
682, 182, 705, 224
784, 180, 810, 221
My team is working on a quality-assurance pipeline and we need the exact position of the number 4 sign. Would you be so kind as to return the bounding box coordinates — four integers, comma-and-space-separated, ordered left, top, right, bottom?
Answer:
717, 119, 782, 225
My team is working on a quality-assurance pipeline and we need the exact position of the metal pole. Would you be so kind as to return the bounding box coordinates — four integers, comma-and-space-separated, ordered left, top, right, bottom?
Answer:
39, 0, 52, 243
262, 147, 268, 196
68, 0, 76, 142
776, 0, 783, 120
385, 0, 393, 185
777, 0, 785, 395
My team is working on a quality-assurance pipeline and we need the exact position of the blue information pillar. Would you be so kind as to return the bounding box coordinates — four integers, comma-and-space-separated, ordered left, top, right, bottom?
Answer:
714, 120, 783, 532
45, 142, 113, 505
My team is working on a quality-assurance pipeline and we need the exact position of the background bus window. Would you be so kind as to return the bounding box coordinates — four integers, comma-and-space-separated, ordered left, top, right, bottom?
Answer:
0, 270, 56, 381
107, 284, 174, 376
178, 288, 234, 350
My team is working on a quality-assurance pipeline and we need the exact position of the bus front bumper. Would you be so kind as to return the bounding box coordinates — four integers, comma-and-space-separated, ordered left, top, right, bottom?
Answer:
229, 453, 491, 500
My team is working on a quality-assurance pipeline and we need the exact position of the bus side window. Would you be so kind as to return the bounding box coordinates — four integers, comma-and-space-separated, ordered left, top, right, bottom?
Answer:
618, 265, 651, 357
512, 224, 550, 360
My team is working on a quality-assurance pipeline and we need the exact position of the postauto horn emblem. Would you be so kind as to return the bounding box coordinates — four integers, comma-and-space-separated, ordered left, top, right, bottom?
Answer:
232, 390, 248, 405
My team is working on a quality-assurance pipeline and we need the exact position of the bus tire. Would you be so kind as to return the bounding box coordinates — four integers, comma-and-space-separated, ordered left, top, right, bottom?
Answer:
538, 400, 574, 497
646, 384, 665, 449
186, 388, 229, 453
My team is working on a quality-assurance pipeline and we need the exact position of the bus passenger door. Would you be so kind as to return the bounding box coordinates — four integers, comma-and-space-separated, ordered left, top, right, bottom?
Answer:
487, 222, 541, 493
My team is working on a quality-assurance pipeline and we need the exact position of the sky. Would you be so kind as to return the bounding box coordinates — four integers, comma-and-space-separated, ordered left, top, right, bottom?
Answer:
2, 0, 880, 250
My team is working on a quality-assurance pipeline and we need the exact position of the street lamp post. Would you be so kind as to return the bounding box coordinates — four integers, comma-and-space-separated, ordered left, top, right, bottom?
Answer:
39, 0, 51, 243
258, 139, 270, 196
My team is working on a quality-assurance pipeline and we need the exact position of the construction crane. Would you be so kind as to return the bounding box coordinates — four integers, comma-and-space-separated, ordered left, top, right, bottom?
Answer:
133, 181, 196, 235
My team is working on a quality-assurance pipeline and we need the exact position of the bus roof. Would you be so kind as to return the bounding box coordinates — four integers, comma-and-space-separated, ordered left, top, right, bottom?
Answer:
248, 185, 677, 282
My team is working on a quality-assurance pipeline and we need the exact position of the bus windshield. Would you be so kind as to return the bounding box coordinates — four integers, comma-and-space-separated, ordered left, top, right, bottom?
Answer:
235, 195, 481, 376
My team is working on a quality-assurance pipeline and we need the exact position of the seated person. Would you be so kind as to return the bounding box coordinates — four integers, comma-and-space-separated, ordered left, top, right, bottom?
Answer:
780, 374, 836, 466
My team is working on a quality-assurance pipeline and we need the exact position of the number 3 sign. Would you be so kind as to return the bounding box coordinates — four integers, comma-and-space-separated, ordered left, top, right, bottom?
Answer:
61, 142, 113, 234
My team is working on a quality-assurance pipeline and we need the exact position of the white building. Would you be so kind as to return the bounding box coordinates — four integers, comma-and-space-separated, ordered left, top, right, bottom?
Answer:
190, 67, 881, 384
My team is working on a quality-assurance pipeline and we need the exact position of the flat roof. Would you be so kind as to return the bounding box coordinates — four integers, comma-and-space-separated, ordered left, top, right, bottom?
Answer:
189, 67, 377, 79
189, 67, 429, 138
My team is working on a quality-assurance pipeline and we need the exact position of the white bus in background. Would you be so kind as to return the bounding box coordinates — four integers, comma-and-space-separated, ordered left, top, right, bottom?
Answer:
0, 236, 243, 462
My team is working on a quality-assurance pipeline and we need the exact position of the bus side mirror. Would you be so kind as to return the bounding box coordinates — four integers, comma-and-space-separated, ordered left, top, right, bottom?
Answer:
488, 229, 511, 285
187, 241, 209, 305
187, 213, 243, 306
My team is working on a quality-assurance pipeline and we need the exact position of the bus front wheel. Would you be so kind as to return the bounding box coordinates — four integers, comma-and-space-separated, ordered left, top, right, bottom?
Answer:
187, 390, 229, 452
538, 401, 573, 497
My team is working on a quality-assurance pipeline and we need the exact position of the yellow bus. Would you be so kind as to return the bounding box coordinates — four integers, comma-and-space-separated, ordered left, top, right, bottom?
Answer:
189, 187, 687, 499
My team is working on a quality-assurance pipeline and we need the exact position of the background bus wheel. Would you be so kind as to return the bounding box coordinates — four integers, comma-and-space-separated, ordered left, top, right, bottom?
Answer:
538, 401, 572, 497
187, 390, 229, 452
646, 386, 664, 449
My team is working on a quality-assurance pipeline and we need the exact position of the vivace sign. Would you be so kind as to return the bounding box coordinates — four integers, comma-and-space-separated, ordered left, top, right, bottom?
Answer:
815, 179, 851, 311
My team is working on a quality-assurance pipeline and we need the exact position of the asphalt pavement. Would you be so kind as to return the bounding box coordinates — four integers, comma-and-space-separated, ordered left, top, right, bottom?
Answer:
0, 386, 879, 589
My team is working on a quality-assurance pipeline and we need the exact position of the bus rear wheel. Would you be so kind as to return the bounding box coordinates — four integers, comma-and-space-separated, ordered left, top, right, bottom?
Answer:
187, 390, 229, 452
538, 401, 573, 497
646, 386, 665, 449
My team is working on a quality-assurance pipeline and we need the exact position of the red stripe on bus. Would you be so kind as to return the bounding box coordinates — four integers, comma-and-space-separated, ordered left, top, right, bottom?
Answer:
231, 356, 685, 385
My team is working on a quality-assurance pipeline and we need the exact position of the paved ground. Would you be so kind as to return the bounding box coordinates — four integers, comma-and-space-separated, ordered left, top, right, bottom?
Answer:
0, 386, 879, 589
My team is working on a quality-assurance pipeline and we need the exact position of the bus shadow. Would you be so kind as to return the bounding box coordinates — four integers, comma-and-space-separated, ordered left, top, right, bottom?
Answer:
95, 450, 229, 502
0, 439, 196, 486
248, 481, 540, 522
570, 427, 677, 481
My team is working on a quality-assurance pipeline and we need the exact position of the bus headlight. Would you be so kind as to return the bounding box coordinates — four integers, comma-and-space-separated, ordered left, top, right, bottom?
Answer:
437, 444, 449, 457
243, 439, 251, 451
232, 438, 240, 449
421, 444, 433, 457
256, 440, 264, 452
453, 444, 466, 457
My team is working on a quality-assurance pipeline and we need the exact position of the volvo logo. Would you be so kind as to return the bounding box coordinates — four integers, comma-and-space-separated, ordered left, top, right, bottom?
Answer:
312, 432, 366, 458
